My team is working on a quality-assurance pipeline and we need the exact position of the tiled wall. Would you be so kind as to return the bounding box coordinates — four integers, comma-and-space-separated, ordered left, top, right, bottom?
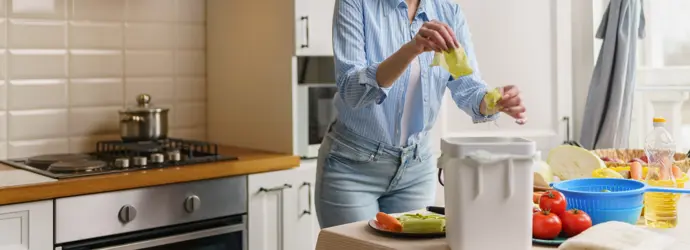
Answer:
0, 0, 207, 159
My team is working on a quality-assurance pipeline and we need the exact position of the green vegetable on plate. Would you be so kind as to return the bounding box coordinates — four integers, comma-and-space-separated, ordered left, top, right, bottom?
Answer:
396, 213, 446, 233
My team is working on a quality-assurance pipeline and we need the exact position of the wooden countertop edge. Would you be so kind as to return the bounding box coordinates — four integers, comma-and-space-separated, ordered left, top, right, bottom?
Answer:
0, 154, 300, 206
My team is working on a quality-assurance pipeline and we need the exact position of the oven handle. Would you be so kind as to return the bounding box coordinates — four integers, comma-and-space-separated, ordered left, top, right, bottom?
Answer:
90, 224, 245, 250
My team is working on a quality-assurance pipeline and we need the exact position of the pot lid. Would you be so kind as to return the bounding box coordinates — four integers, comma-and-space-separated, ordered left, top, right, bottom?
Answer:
120, 94, 169, 113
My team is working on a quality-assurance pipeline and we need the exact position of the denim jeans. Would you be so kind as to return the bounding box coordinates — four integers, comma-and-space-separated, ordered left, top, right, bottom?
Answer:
315, 122, 436, 228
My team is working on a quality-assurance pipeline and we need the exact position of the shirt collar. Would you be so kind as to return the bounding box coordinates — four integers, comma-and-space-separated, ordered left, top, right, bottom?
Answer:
385, 0, 429, 19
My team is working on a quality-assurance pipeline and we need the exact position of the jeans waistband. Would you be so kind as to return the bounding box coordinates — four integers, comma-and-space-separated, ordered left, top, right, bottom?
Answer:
329, 120, 426, 160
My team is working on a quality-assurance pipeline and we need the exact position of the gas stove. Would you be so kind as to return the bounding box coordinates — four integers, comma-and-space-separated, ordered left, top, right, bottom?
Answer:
0, 138, 237, 179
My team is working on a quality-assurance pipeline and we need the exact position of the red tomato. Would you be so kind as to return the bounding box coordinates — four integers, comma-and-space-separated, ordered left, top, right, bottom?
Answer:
560, 209, 593, 237
640, 155, 649, 163
533, 210, 562, 240
539, 190, 567, 216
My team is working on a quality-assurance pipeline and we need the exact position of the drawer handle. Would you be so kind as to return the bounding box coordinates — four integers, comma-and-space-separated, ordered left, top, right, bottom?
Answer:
301, 182, 313, 215
259, 184, 292, 193
300, 16, 309, 48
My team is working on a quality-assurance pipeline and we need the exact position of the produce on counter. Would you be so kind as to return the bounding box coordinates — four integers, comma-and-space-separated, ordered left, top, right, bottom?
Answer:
630, 161, 643, 180
532, 210, 562, 240
593, 165, 686, 181
600, 156, 625, 163
560, 209, 593, 237
597, 168, 625, 179
532, 190, 593, 240
538, 190, 567, 216
547, 145, 606, 180
628, 157, 647, 164
374, 212, 446, 233
533, 192, 544, 204
534, 156, 554, 184
396, 213, 446, 233
376, 212, 402, 232
672, 165, 683, 179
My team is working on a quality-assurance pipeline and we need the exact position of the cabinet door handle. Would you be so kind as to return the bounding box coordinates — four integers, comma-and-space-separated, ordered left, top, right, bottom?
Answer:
301, 182, 313, 215
259, 184, 293, 193
300, 16, 310, 48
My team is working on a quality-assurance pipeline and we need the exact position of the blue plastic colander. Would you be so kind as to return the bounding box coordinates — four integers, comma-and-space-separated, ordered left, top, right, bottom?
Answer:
550, 178, 690, 225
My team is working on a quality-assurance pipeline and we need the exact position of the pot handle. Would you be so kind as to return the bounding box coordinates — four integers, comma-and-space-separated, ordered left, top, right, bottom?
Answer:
121, 115, 144, 123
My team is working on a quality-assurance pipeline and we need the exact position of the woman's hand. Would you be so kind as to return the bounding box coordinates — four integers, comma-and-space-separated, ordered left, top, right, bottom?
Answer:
498, 85, 526, 121
409, 20, 461, 54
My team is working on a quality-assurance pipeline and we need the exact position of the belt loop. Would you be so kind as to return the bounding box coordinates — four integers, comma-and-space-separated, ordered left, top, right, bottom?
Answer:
413, 144, 420, 161
373, 143, 384, 161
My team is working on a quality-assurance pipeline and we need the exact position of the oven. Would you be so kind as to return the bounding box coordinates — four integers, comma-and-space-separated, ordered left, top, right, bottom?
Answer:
56, 215, 246, 250
295, 56, 337, 158
54, 176, 247, 250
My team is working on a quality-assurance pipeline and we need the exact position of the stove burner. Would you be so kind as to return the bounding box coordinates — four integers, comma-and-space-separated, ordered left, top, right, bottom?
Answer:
0, 138, 237, 179
47, 160, 107, 173
27, 154, 93, 167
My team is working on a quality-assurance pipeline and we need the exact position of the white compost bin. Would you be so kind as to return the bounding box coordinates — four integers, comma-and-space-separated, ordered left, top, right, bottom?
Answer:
438, 136, 536, 250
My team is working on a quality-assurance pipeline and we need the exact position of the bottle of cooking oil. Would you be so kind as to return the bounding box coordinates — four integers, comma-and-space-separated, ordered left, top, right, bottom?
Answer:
644, 117, 679, 228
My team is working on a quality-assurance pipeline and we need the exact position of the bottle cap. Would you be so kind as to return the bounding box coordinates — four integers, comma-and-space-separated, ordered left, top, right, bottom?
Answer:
653, 117, 667, 123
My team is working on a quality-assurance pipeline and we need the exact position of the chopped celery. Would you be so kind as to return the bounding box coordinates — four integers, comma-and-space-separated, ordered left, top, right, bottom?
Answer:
396, 213, 446, 233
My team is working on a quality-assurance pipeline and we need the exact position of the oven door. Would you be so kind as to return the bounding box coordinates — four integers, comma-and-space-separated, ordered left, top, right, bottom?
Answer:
56, 215, 246, 250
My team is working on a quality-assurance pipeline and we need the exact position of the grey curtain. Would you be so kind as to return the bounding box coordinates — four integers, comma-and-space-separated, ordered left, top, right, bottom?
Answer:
580, 0, 646, 150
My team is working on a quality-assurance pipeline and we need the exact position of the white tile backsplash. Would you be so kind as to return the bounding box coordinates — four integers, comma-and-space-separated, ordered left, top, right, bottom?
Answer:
125, 51, 174, 77
126, 0, 175, 22
9, 50, 68, 79
0, 0, 207, 158
71, 0, 124, 21
69, 50, 123, 78
8, 79, 68, 110
69, 22, 123, 49
10, 0, 66, 20
9, 20, 67, 49
69, 79, 124, 107
125, 23, 175, 49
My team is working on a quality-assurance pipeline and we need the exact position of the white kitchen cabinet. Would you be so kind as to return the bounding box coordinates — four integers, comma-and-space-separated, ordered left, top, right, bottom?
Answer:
285, 161, 319, 250
295, 0, 336, 56
0, 200, 53, 250
248, 162, 319, 250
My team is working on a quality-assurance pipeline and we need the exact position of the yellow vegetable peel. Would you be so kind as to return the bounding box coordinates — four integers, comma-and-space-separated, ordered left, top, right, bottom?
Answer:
430, 46, 473, 79
484, 87, 502, 115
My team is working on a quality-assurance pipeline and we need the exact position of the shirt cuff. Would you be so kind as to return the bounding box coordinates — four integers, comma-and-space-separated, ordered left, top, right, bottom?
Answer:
471, 88, 499, 124
359, 62, 389, 104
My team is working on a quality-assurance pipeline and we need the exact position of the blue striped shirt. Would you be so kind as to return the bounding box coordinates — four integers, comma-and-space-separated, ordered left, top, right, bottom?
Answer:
332, 0, 497, 147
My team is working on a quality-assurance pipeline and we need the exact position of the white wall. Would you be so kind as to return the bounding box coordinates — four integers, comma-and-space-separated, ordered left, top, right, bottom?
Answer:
0, 0, 207, 159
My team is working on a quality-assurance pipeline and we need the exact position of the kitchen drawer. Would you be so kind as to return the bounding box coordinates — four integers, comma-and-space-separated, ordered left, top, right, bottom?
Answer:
55, 176, 247, 244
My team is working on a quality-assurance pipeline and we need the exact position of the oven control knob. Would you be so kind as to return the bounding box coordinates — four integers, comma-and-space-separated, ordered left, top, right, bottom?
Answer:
114, 158, 130, 169
184, 195, 201, 213
132, 156, 147, 166
150, 153, 164, 164
118, 205, 137, 223
167, 150, 181, 162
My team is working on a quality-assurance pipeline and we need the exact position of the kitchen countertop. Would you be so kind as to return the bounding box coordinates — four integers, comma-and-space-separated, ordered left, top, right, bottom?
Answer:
0, 146, 300, 206
0, 164, 56, 188
316, 197, 690, 250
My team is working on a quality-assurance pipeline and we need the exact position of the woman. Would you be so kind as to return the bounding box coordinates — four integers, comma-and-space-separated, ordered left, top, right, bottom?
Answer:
315, 0, 527, 228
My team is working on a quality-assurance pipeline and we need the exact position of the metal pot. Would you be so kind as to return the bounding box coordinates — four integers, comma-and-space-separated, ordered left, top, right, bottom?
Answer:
119, 94, 169, 142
